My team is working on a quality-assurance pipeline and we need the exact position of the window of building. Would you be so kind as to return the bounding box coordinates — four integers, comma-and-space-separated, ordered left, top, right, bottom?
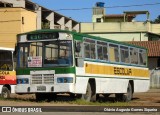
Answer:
96, 18, 101, 22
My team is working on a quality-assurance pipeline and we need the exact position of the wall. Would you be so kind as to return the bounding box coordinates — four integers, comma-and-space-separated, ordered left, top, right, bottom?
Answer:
20, 8, 36, 33
151, 24, 160, 34
148, 57, 158, 70
0, 8, 21, 48
87, 32, 148, 41
0, 8, 36, 48
81, 22, 149, 33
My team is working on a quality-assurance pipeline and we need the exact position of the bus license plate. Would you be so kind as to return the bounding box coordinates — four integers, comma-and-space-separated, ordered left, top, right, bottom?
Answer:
37, 86, 46, 91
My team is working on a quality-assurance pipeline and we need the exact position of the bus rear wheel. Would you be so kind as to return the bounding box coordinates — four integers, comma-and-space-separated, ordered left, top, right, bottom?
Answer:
1, 87, 10, 99
116, 83, 133, 102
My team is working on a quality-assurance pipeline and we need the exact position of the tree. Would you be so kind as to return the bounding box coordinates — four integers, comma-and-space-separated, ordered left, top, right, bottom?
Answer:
152, 15, 160, 24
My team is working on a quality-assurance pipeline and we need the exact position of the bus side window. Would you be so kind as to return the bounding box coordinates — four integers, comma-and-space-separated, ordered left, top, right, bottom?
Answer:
97, 41, 108, 61
84, 43, 90, 58
90, 43, 96, 59
120, 46, 129, 63
84, 38, 96, 59
130, 48, 138, 64
97, 45, 103, 60
139, 50, 147, 66
103, 46, 108, 61
109, 44, 119, 62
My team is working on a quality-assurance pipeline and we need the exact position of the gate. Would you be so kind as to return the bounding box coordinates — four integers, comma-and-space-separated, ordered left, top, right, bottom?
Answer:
150, 68, 160, 88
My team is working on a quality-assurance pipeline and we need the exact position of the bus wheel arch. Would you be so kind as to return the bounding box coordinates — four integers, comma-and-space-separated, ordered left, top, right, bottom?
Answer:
1, 85, 11, 99
116, 81, 133, 102
81, 78, 96, 102
129, 80, 134, 94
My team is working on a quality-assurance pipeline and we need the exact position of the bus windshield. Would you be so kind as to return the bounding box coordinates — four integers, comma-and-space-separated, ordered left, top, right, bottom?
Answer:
18, 40, 73, 68
0, 50, 13, 71
44, 40, 73, 67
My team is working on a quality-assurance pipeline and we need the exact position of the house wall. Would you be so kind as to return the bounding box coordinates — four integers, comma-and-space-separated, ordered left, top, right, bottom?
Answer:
20, 8, 36, 32
81, 22, 149, 33
88, 33, 148, 41
0, 8, 36, 48
151, 24, 160, 34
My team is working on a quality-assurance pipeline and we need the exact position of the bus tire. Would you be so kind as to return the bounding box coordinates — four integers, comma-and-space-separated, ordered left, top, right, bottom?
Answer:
116, 83, 133, 102
81, 82, 92, 102
1, 87, 10, 99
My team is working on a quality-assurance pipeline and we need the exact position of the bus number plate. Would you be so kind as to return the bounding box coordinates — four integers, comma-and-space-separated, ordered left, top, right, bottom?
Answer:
37, 86, 46, 91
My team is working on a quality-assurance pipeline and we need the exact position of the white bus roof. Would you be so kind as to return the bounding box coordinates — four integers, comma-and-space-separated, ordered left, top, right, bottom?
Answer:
0, 47, 14, 51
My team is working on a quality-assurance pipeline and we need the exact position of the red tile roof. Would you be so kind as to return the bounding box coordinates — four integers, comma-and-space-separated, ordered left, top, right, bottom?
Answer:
127, 41, 160, 57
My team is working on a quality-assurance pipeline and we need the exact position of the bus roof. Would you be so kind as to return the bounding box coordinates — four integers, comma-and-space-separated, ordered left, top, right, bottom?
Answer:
18, 29, 147, 50
0, 47, 14, 51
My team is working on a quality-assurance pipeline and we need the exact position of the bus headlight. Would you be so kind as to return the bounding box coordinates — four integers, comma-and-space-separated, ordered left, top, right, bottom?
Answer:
57, 77, 73, 83
17, 78, 29, 84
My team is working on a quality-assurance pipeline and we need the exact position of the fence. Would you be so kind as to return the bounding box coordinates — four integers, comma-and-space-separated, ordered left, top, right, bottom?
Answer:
150, 68, 160, 88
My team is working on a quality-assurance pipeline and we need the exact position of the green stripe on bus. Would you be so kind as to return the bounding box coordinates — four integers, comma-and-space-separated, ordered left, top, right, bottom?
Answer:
16, 67, 75, 75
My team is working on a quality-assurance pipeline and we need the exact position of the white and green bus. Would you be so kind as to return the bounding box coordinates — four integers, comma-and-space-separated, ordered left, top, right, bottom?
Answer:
15, 29, 150, 102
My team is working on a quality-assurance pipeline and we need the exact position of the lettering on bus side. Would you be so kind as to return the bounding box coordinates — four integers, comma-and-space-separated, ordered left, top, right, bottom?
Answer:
0, 71, 9, 75
114, 67, 132, 76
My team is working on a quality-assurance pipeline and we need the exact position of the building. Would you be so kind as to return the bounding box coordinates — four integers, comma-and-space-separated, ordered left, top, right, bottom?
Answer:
0, 0, 79, 48
0, 7, 36, 48
128, 41, 160, 70
80, 2, 160, 69
0, 0, 79, 31
81, 2, 160, 41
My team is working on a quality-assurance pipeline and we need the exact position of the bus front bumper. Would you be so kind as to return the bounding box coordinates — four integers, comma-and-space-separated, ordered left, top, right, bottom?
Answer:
15, 84, 75, 94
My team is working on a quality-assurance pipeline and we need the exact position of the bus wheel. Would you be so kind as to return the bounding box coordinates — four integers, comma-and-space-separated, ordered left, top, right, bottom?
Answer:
1, 87, 10, 99
81, 83, 92, 102
116, 83, 132, 102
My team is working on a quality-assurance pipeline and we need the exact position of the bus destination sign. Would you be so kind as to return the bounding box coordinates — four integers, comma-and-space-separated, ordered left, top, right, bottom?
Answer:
27, 33, 59, 41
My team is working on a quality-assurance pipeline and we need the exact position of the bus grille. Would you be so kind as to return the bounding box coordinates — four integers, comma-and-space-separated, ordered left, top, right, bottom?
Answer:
31, 74, 54, 84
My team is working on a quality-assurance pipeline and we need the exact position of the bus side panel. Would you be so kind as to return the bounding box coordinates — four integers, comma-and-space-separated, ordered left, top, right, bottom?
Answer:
0, 86, 3, 94
74, 77, 89, 94
134, 80, 150, 92
96, 78, 129, 93
11, 85, 16, 93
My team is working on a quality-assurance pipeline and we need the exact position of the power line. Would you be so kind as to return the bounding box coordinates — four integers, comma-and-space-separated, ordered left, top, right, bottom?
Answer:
0, 2, 159, 12
54, 2, 160, 11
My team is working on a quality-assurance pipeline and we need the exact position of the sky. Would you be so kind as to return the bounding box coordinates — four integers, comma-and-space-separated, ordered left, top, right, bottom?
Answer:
31, 0, 160, 22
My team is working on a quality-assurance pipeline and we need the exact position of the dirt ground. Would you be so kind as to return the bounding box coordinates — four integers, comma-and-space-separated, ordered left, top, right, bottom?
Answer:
0, 88, 160, 106
130, 89, 160, 106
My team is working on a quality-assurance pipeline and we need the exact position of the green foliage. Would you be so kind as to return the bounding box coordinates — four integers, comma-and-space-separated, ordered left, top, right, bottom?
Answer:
152, 15, 160, 24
